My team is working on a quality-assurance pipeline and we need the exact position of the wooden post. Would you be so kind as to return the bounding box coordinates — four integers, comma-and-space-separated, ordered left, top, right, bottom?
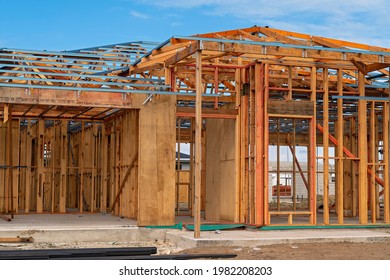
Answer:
101, 122, 108, 213
50, 125, 55, 213
240, 75, 249, 222
309, 67, 317, 224
288, 66, 293, 100
59, 120, 67, 213
384, 102, 390, 223
263, 63, 269, 225
358, 71, 368, 224
370, 102, 376, 223
235, 67, 242, 222
91, 124, 97, 213
292, 120, 297, 210
79, 121, 85, 213
110, 122, 116, 214
255, 62, 264, 225
351, 117, 358, 217
277, 119, 281, 211
25, 120, 31, 213
189, 118, 194, 216
5, 104, 13, 218
336, 69, 344, 224
176, 118, 181, 214
249, 65, 255, 223
194, 50, 202, 238
37, 120, 44, 213
323, 68, 329, 225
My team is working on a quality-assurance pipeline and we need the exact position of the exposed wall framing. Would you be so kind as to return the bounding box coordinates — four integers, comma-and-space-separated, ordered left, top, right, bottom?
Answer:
1, 26, 390, 234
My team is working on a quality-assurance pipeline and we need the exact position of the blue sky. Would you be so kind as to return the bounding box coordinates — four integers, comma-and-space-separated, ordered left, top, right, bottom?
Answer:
1, 0, 390, 51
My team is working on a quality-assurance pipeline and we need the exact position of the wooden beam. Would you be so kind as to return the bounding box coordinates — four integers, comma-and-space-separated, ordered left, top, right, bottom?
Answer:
358, 71, 368, 224
36, 120, 44, 213
79, 121, 85, 213
263, 63, 269, 225
336, 69, 344, 224
164, 41, 199, 67
370, 102, 376, 223
100, 122, 108, 214
194, 50, 202, 238
6, 104, 14, 217
0, 87, 133, 108
312, 36, 345, 49
255, 62, 267, 225
309, 67, 317, 224
25, 120, 31, 213
323, 68, 330, 225
176, 107, 238, 119
258, 27, 307, 45
0, 237, 34, 243
200, 41, 389, 64
59, 120, 67, 213
287, 143, 309, 191
384, 102, 390, 223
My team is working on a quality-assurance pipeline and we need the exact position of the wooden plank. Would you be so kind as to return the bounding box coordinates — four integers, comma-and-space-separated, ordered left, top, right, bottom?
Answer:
258, 27, 307, 45
267, 100, 314, 115
25, 120, 31, 213
309, 67, 317, 224
205, 119, 221, 222
336, 69, 344, 224
369, 102, 376, 223
249, 65, 256, 223
100, 122, 108, 213
255, 63, 264, 225
59, 120, 67, 213
351, 117, 358, 217
138, 94, 176, 226
194, 50, 202, 238
235, 67, 242, 222
36, 120, 44, 213
114, 118, 121, 215
288, 66, 293, 99
292, 120, 297, 210
200, 41, 389, 64
91, 125, 97, 213
164, 41, 199, 67
358, 71, 368, 224
6, 105, 14, 217
384, 102, 390, 223
323, 67, 330, 225
240, 87, 249, 222
0, 122, 6, 212
79, 121, 85, 213
0, 87, 133, 108
176, 118, 181, 213
0, 237, 34, 243
263, 63, 269, 225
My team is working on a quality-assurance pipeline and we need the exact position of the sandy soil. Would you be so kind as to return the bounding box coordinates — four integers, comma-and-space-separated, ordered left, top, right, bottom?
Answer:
178, 241, 390, 260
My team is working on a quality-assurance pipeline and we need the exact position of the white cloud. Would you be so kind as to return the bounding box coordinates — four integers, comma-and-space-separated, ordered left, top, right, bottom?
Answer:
129, 10, 150, 19
139, 0, 390, 47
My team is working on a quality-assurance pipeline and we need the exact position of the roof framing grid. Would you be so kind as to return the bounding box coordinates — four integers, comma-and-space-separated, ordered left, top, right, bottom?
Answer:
132, 26, 390, 99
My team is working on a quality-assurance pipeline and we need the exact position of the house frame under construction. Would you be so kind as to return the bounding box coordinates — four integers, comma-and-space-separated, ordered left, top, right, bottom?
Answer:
1, 26, 389, 236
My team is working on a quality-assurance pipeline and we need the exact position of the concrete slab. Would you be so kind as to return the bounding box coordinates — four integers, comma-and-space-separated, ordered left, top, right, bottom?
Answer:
166, 228, 390, 249
1, 214, 390, 250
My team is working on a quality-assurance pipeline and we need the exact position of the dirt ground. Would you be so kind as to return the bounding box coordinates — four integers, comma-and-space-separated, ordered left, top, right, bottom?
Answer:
178, 241, 390, 260
1, 240, 390, 260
